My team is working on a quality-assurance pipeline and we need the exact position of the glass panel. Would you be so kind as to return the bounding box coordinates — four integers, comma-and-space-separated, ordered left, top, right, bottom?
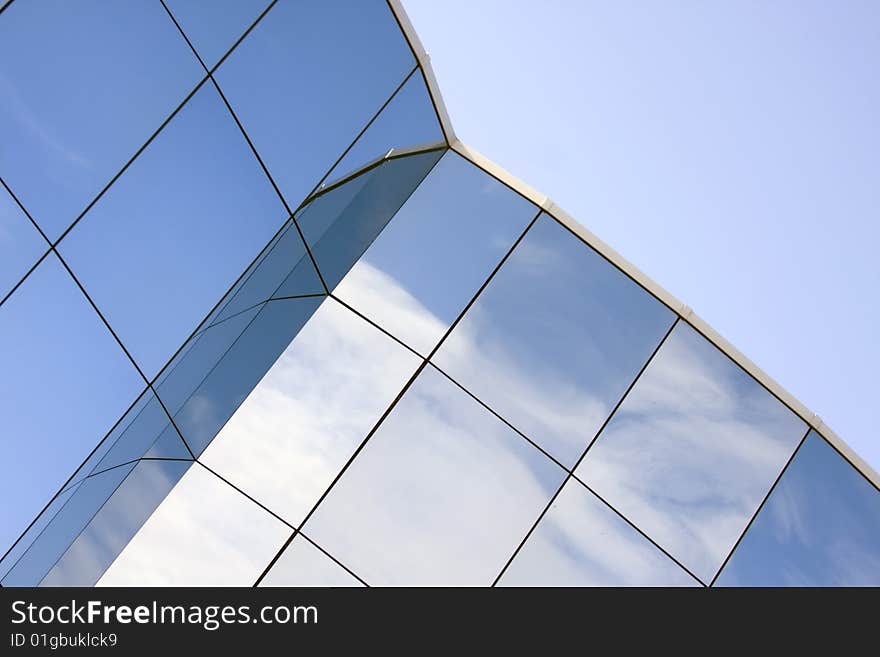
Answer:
58, 85, 289, 378
433, 214, 676, 466
2, 461, 139, 586
201, 298, 421, 526
499, 479, 697, 587
41, 460, 191, 586
305, 365, 565, 585
0, 479, 81, 583
260, 535, 363, 587
334, 152, 539, 356
53, 388, 189, 498
298, 148, 445, 292
324, 71, 444, 184
163, 0, 272, 69
0, 0, 203, 239
0, 255, 143, 559
214, 0, 416, 209
716, 432, 880, 586
577, 322, 807, 583
98, 464, 289, 586
0, 185, 45, 300
157, 296, 325, 457
202, 220, 322, 327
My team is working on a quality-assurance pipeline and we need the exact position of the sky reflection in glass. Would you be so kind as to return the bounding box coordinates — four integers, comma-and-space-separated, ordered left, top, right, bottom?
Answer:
434, 214, 675, 467
305, 365, 564, 585
500, 478, 697, 587
578, 322, 807, 582
334, 152, 538, 355
716, 431, 880, 586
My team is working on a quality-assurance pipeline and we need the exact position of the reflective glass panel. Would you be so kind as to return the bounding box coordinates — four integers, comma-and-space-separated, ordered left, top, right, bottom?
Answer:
0, 478, 81, 583
0, 0, 203, 239
577, 322, 807, 582
200, 298, 421, 526
306, 365, 565, 585
324, 71, 444, 183
335, 152, 539, 356
298, 148, 445, 292
0, 255, 143, 558
499, 479, 697, 587
157, 296, 325, 457
200, 220, 322, 328
42, 460, 191, 586
98, 464, 289, 586
433, 214, 675, 466
163, 0, 271, 69
2, 461, 137, 587
214, 0, 415, 209
260, 535, 363, 587
716, 432, 880, 586
59, 85, 289, 378
0, 185, 44, 301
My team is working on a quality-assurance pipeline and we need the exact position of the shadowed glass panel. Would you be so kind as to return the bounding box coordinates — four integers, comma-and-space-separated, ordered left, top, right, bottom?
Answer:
214, 0, 415, 209
200, 298, 420, 527
334, 152, 538, 356
98, 465, 288, 586
58, 85, 289, 378
0, 255, 143, 559
0, 185, 44, 300
164, 0, 272, 69
716, 432, 880, 586
41, 460, 192, 586
0, 479, 80, 583
297, 148, 445, 292
157, 296, 325, 457
433, 214, 675, 466
499, 479, 697, 587
0, 0, 203, 239
1, 462, 136, 587
260, 535, 363, 588
306, 365, 565, 585
577, 322, 807, 583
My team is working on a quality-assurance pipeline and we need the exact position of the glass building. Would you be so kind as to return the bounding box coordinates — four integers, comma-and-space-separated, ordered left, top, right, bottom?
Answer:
1, 0, 878, 587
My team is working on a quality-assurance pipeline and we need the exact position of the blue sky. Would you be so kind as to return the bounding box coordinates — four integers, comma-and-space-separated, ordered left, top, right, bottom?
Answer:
404, 0, 880, 472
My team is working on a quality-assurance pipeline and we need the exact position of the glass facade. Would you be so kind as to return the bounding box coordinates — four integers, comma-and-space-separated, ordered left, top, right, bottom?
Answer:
1, 0, 876, 587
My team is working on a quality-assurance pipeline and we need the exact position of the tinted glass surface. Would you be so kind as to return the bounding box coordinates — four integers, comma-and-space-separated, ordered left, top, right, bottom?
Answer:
578, 322, 807, 582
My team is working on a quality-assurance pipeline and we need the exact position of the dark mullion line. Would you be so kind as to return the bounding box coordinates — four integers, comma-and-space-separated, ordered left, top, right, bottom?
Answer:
159, 0, 331, 295
0, 247, 50, 309
251, 358, 431, 587
297, 531, 370, 588
146, 218, 298, 390
49, 250, 197, 462
207, 0, 279, 76
254, 210, 544, 587
1, 176, 50, 243
491, 316, 681, 586
52, 75, 210, 248
0, 0, 15, 19
430, 363, 570, 474
568, 474, 706, 586
709, 426, 812, 587
195, 461, 295, 531
67, 456, 196, 494
328, 294, 424, 361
